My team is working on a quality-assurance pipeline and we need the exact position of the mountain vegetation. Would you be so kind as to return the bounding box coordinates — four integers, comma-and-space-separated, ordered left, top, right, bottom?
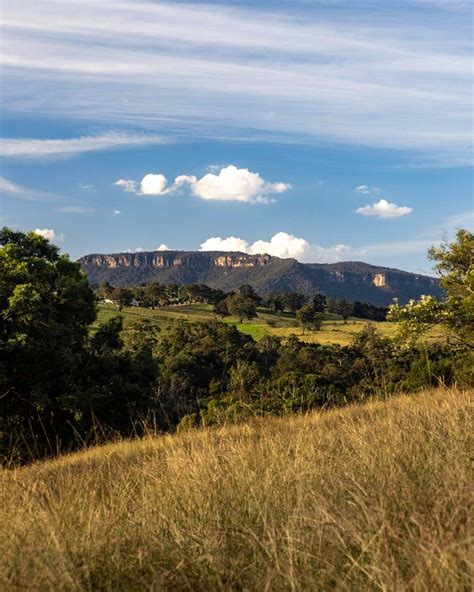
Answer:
79, 250, 443, 307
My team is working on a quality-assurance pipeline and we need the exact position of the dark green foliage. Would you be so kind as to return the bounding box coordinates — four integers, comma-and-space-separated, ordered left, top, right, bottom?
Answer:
264, 292, 285, 312
0, 228, 96, 459
112, 287, 134, 309
154, 322, 256, 424
0, 229, 160, 462
312, 293, 327, 313
296, 304, 323, 334
213, 298, 230, 318
238, 284, 262, 304
283, 292, 308, 312
99, 281, 114, 299
329, 298, 353, 322
226, 293, 257, 322
352, 300, 387, 321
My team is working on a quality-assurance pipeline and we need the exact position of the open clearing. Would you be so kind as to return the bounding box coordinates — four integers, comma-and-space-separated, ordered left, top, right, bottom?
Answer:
94, 302, 446, 345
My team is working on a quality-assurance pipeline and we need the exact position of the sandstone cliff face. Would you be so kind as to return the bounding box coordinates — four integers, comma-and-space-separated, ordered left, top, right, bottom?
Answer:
373, 273, 386, 287
82, 252, 275, 270
79, 250, 442, 306
213, 254, 272, 268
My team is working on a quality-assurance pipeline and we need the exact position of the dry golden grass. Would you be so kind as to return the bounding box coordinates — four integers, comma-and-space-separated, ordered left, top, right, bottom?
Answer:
1, 388, 472, 591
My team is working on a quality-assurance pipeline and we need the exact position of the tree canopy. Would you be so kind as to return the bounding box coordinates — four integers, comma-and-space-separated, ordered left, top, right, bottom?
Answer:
388, 229, 473, 348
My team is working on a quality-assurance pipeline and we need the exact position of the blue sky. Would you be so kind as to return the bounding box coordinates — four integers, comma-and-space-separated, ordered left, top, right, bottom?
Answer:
0, 0, 472, 274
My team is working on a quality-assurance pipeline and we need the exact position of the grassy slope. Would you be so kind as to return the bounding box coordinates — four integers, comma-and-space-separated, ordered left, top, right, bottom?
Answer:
93, 302, 401, 345
1, 388, 472, 591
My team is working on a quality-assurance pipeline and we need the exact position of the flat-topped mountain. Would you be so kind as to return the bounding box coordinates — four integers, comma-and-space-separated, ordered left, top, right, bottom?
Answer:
79, 250, 442, 306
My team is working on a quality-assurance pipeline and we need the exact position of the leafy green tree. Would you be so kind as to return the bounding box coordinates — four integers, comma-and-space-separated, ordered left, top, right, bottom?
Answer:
265, 293, 285, 313
0, 228, 96, 456
312, 293, 327, 313
228, 360, 260, 401
352, 301, 387, 321
283, 292, 307, 313
99, 281, 114, 300
213, 298, 230, 318
296, 304, 323, 334
227, 293, 257, 323
81, 317, 160, 435
388, 229, 473, 347
238, 284, 262, 305
143, 282, 163, 309
333, 299, 353, 323
91, 316, 124, 352
122, 319, 160, 353
112, 287, 133, 310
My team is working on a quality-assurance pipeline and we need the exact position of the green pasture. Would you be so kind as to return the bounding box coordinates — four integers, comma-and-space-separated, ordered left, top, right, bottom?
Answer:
93, 302, 415, 345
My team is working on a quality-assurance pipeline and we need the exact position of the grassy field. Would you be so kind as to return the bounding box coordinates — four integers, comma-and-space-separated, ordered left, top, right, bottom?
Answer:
94, 302, 446, 345
1, 387, 471, 591
94, 302, 401, 345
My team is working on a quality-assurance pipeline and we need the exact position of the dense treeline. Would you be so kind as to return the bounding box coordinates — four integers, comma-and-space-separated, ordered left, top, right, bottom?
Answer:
1, 227, 472, 464
97, 279, 388, 322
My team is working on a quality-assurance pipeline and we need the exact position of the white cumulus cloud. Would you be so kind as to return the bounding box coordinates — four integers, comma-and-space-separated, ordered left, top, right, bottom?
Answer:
199, 236, 250, 253
140, 173, 170, 196
113, 209, 121, 216
115, 165, 291, 203
189, 165, 291, 203
356, 198, 413, 218
33, 228, 64, 242
156, 243, 171, 251
250, 232, 309, 259
174, 174, 197, 189
200, 232, 351, 263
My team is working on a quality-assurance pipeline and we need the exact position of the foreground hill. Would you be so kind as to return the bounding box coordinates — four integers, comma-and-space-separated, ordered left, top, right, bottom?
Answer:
79, 250, 442, 306
1, 388, 471, 591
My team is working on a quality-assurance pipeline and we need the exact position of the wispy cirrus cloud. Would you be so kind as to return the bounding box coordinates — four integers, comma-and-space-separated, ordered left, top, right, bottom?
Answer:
1, 0, 471, 164
56, 206, 94, 214
355, 185, 381, 195
0, 176, 61, 201
0, 132, 167, 159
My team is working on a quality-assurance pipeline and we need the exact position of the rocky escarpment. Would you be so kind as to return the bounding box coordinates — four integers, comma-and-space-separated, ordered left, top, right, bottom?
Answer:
79, 250, 442, 306
85, 252, 274, 270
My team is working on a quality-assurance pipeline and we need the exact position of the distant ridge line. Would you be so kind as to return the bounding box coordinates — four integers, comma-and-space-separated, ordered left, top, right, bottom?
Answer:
79, 250, 442, 306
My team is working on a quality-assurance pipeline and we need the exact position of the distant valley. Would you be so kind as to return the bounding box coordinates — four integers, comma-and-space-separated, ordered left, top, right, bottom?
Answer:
79, 250, 442, 306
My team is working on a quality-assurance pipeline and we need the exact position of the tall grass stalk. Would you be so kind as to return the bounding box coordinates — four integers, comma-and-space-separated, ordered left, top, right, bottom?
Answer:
1, 387, 472, 591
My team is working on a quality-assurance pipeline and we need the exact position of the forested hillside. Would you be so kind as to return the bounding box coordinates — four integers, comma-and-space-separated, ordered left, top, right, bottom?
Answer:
79, 250, 442, 306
